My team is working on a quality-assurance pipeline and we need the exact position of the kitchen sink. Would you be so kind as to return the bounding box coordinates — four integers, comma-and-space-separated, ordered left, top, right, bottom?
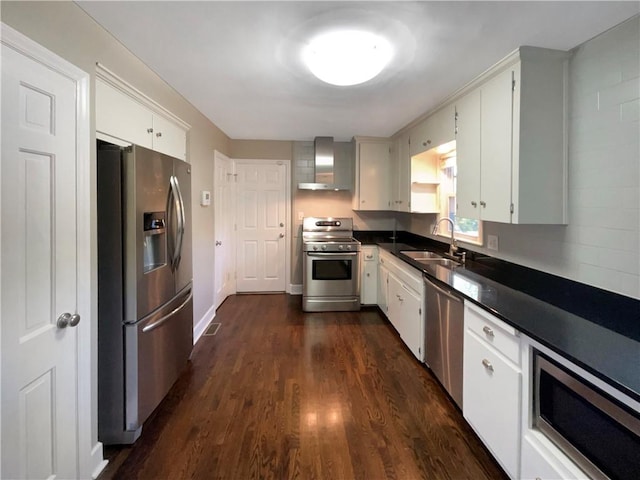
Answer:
400, 250, 444, 260
400, 250, 460, 267
418, 258, 459, 267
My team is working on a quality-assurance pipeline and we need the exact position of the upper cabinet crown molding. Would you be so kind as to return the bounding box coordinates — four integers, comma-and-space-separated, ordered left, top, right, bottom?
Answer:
96, 63, 190, 131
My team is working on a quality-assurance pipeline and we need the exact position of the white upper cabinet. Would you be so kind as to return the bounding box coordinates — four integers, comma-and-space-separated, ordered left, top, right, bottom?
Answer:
409, 104, 456, 157
96, 79, 154, 150
455, 47, 569, 224
352, 136, 392, 210
95, 65, 190, 160
391, 132, 411, 212
455, 89, 481, 221
151, 113, 188, 160
480, 67, 514, 223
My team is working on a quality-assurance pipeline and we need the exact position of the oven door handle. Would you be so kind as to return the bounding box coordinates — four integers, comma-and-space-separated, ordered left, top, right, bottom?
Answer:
306, 252, 359, 257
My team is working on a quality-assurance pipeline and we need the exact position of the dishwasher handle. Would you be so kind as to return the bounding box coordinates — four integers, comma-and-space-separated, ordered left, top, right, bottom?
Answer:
423, 275, 463, 304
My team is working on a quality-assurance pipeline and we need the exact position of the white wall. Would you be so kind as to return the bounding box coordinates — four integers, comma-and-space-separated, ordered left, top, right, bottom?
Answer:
401, 16, 640, 299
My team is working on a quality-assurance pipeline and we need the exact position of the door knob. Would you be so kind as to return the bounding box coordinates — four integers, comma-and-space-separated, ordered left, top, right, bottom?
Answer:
57, 313, 80, 329
279, 233, 285, 238
57, 313, 71, 329
280, 222, 284, 227
215, 241, 222, 246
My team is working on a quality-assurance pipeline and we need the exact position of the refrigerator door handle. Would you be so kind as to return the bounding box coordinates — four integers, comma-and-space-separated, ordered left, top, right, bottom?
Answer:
142, 289, 193, 333
173, 175, 186, 269
168, 175, 183, 271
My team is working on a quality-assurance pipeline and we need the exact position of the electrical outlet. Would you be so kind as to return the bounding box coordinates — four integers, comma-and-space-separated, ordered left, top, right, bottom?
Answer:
487, 234, 499, 251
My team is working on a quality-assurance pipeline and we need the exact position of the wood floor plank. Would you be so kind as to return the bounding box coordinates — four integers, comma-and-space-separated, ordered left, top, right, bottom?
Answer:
99, 294, 507, 480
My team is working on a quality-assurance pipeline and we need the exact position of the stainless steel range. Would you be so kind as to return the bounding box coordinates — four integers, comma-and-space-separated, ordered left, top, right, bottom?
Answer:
302, 217, 361, 312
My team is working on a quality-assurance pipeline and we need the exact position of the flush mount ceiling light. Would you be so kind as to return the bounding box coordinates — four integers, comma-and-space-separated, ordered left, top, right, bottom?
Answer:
303, 30, 393, 86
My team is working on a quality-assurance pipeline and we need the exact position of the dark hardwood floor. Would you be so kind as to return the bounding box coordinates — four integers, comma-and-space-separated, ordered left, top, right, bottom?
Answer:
99, 294, 507, 480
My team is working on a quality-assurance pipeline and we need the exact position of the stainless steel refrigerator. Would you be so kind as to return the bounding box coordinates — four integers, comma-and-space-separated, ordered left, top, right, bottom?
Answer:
97, 142, 193, 444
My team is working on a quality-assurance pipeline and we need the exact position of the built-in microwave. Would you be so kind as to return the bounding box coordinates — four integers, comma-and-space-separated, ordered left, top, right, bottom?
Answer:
533, 350, 640, 479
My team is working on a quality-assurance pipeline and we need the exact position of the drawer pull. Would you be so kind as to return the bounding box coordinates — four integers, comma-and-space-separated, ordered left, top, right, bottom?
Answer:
482, 326, 494, 337
366, 255, 373, 259
482, 359, 494, 372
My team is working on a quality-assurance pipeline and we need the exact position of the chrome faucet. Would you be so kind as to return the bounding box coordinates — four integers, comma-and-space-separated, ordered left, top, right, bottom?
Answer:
432, 217, 459, 257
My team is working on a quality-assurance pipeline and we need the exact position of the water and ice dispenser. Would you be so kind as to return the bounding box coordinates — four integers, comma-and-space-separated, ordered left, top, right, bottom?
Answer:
143, 212, 166, 272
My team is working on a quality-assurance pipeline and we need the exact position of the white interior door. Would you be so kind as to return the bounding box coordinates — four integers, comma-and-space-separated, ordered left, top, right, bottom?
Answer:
236, 161, 287, 292
1, 34, 83, 479
214, 151, 236, 308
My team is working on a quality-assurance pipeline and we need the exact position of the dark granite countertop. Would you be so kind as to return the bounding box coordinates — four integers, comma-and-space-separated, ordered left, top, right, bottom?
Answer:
355, 231, 640, 402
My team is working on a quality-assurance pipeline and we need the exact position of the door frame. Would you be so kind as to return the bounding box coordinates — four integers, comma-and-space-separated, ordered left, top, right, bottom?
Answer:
234, 159, 291, 293
0, 23, 103, 478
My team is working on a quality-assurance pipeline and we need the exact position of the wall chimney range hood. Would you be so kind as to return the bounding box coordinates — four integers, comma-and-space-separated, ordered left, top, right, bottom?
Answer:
297, 136, 349, 191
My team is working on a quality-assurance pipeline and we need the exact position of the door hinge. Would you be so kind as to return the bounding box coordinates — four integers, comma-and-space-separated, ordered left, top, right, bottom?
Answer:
419, 307, 422, 315
510, 203, 514, 214
512, 77, 516, 92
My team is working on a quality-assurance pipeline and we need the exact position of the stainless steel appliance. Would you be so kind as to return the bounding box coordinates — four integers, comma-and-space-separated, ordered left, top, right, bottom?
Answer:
302, 217, 361, 312
424, 275, 464, 408
533, 351, 640, 479
97, 142, 193, 444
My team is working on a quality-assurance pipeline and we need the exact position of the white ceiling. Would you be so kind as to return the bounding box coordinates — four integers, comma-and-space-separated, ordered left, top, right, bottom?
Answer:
77, 1, 639, 142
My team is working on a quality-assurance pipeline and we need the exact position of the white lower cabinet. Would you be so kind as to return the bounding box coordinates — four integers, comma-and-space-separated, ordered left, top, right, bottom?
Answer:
520, 433, 589, 480
360, 246, 378, 305
377, 250, 424, 362
463, 303, 521, 479
377, 262, 389, 316
388, 272, 422, 360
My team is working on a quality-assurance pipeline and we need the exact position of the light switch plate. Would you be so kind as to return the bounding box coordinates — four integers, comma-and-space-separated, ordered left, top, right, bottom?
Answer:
487, 234, 499, 251
200, 190, 211, 206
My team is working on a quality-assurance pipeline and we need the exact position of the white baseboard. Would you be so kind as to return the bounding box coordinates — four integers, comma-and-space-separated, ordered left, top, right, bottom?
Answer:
289, 284, 302, 295
90, 442, 108, 479
194, 304, 216, 344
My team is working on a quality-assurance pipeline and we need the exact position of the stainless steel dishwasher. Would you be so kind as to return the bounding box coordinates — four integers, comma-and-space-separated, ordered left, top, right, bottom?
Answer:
424, 274, 464, 408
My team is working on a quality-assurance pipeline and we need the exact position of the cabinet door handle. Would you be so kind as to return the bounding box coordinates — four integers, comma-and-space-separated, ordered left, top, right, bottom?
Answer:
482, 359, 494, 372
480, 200, 486, 207
366, 273, 370, 277
147, 128, 153, 133
156, 132, 163, 137
471, 201, 478, 207
482, 326, 494, 337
